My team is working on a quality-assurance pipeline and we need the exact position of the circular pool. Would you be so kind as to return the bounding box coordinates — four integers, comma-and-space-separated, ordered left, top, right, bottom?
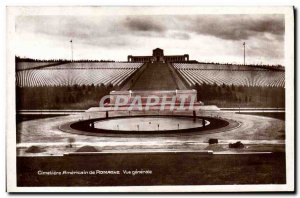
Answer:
94, 116, 210, 132
68, 115, 229, 135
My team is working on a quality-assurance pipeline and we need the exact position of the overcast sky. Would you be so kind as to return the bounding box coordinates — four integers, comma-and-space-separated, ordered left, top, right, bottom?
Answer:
15, 14, 284, 65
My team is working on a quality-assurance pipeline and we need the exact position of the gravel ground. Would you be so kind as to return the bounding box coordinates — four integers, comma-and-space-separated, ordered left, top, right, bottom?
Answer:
16, 111, 285, 156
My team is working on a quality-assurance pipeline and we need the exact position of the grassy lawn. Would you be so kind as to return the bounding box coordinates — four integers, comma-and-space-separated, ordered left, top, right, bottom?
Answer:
238, 112, 285, 120
17, 152, 285, 186
131, 63, 178, 90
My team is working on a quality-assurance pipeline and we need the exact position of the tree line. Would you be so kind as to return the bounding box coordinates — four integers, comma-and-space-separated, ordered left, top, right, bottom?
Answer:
16, 56, 115, 63
193, 83, 285, 107
16, 84, 114, 109
16, 83, 285, 109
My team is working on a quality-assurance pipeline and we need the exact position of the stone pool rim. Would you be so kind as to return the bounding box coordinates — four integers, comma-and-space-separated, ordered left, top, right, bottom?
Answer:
62, 115, 230, 135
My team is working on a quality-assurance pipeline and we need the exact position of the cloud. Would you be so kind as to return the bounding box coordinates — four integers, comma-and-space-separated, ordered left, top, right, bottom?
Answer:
15, 14, 285, 65
179, 15, 284, 41
16, 14, 284, 42
170, 32, 190, 40
16, 16, 123, 39
123, 16, 166, 33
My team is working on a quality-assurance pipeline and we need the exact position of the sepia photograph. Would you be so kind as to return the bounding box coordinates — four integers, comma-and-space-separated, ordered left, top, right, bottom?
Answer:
6, 6, 294, 192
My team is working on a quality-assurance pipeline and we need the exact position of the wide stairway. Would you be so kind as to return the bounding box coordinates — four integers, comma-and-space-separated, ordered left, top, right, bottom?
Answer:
130, 62, 179, 90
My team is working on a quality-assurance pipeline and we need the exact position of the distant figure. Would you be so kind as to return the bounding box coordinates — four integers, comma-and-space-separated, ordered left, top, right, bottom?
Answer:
202, 119, 205, 127
106, 111, 109, 118
91, 122, 94, 129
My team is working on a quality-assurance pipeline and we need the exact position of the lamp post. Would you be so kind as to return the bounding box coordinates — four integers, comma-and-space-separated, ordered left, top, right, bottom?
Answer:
243, 42, 246, 66
70, 39, 73, 62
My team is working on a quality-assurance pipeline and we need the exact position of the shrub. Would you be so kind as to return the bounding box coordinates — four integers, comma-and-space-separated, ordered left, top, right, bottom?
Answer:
76, 146, 99, 152
25, 146, 45, 153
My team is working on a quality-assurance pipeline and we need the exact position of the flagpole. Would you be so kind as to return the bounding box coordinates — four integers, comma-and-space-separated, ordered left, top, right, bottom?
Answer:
70, 39, 73, 62
243, 42, 245, 66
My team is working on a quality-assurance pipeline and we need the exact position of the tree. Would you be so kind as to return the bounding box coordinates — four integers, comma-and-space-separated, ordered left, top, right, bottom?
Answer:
67, 137, 75, 148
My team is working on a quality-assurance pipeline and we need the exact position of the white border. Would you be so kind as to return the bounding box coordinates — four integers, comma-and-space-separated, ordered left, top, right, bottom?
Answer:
6, 6, 295, 192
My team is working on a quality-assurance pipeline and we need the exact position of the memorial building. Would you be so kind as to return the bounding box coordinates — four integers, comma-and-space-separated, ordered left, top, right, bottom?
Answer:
128, 48, 190, 63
